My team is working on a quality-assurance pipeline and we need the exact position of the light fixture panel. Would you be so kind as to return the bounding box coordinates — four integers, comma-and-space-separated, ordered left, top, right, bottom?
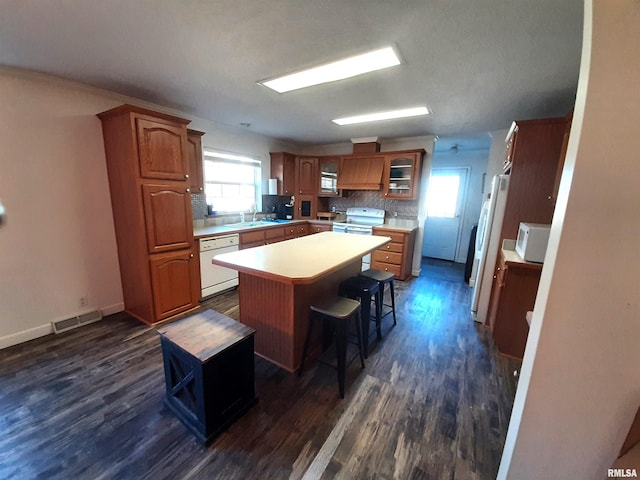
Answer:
332, 107, 430, 126
259, 46, 401, 93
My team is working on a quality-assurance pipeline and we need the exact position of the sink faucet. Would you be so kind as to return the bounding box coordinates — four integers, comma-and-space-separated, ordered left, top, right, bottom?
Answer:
240, 212, 245, 222
252, 209, 258, 222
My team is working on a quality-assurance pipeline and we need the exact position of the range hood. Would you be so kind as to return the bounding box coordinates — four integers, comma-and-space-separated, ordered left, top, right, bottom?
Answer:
337, 156, 385, 190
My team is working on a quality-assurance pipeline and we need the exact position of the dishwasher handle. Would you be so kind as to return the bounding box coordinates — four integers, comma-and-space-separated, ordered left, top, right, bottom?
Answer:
200, 234, 240, 252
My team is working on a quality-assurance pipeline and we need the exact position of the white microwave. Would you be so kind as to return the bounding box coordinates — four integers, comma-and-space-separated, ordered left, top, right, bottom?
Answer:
515, 222, 551, 263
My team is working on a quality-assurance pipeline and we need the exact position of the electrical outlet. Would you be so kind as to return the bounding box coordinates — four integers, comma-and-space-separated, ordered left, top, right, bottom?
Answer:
79, 296, 88, 308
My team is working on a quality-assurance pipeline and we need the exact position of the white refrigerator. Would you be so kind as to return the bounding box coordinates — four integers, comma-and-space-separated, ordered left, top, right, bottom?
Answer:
471, 174, 510, 323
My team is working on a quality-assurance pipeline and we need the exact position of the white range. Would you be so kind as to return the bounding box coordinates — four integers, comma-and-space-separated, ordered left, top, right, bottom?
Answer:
332, 207, 385, 270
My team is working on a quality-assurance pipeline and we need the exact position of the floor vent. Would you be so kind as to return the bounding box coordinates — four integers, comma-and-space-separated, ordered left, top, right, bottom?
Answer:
52, 310, 103, 334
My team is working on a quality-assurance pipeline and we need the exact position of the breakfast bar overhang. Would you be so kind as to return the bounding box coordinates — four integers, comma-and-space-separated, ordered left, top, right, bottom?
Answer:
213, 231, 390, 372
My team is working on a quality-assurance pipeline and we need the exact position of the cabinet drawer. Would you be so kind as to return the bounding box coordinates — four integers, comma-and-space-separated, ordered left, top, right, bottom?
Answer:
371, 260, 402, 278
265, 227, 285, 240
374, 230, 406, 244
377, 242, 404, 254
240, 230, 264, 245
373, 250, 402, 265
241, 240, 264, 249
285, 225, 307, 236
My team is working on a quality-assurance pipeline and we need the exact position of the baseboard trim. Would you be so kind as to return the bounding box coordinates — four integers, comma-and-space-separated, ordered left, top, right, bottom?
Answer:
0, 323, 53, 350
0, 302, 125, 350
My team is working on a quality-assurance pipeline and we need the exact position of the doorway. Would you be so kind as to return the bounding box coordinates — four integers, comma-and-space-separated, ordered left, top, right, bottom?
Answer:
422, 167, 469, 261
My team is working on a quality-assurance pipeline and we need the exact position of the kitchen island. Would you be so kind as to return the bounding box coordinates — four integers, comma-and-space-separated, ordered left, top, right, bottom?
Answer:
213, 231, 390, 372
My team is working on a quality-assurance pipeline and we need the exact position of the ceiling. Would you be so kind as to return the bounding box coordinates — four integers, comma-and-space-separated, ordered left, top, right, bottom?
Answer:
0, 1, 583, 148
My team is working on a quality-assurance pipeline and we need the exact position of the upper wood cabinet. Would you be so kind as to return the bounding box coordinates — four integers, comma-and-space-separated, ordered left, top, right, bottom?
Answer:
270, 152, 296, 195
186, 129, 205, 193
382, 151, 423, 199
318, 156, 340, 197
296, 156, 318, 195
499, 116, 570, 242
135, 117, 189, 180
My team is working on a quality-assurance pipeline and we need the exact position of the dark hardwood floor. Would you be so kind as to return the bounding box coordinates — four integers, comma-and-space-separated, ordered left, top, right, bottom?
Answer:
0, 258, 520, 480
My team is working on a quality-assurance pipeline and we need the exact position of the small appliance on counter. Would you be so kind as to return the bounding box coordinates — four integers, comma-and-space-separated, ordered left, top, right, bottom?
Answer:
515, 222, 551, 263
276, 203, 293, 220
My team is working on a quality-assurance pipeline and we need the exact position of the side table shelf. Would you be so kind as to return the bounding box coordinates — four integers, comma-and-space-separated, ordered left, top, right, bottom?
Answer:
158, 309, 257, 444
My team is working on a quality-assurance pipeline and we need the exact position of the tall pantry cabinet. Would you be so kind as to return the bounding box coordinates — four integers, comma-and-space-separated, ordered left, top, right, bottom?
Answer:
98, 105, 199, 324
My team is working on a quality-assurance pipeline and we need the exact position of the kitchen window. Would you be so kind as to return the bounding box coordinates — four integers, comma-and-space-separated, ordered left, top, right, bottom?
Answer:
203, 149, 262, 213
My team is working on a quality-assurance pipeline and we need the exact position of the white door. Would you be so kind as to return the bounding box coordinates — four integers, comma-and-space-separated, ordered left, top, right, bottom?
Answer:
422, 167, 468, 261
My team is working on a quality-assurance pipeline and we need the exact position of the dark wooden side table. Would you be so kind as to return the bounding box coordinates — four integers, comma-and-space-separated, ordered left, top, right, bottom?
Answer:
158, 309, 257, 444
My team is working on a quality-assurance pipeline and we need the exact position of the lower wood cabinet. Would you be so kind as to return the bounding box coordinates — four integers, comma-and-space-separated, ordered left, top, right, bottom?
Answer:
371, 227, 417, 281
308, 221, 332, 234
285, 224, 308, 240
489, 249, 542, 359
149, 250, 199, 321
264, 227, 285, 244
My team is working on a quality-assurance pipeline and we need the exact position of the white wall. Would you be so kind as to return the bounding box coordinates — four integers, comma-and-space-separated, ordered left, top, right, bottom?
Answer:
424, 147, 490, 263
0, 68, 290, 348
498, 1, 640, 478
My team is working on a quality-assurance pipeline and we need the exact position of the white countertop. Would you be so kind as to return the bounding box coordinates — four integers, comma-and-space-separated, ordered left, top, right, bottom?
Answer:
213, 231, 390, 284
193, 220, 306, 238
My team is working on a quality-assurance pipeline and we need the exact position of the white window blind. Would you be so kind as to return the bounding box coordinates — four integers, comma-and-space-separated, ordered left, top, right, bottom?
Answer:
203, 149, 262, 213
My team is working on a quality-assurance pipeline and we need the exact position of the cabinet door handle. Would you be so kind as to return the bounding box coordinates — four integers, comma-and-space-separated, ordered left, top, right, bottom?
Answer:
186, 188, 190, 193
185, 174, 189, 179
189, 254, 194, 258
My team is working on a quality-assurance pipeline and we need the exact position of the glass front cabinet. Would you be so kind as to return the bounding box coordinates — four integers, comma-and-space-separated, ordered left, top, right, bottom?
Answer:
383, 152, 423, 200
318, 156, 340, 197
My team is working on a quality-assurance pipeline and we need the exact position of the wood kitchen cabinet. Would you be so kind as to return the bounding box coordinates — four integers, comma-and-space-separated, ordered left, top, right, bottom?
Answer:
186, 129, 205, 193
371, 227, 417, 280
294, 194, 316, 220
296, 156, 318, 195
269, 152, 296, 196
382, 151, 424, 200
98, 104, 199, 324
483, 114, 570, 330
285, 223, 308, 240
489, 249, 542, 359
150, 249, 200, 320
308, 221, 332, 234
499, 116, 570, 242
142, 184, 194, 253
135, 117, 189, 180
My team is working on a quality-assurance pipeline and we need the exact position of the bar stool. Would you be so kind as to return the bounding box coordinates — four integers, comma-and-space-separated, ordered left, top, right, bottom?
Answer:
360, 269, 397, 328
338, 276, 382, 358
299, 297, 365, 398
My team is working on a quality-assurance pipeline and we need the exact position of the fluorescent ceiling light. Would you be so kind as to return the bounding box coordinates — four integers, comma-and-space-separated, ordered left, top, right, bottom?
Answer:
260, 46, 401, 93
332, 107, 430, 126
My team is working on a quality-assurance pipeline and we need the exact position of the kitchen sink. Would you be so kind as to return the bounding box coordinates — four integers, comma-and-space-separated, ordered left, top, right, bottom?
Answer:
221, 219, 291, 229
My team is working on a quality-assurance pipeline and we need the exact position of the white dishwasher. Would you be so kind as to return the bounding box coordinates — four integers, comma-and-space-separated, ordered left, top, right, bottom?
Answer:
200, 234, 239, 298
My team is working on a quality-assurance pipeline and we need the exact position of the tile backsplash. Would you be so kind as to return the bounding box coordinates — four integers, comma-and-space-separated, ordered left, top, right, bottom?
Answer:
192, 190, 419, 221
327, 191, 419, 220
191, 193, 208, 219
